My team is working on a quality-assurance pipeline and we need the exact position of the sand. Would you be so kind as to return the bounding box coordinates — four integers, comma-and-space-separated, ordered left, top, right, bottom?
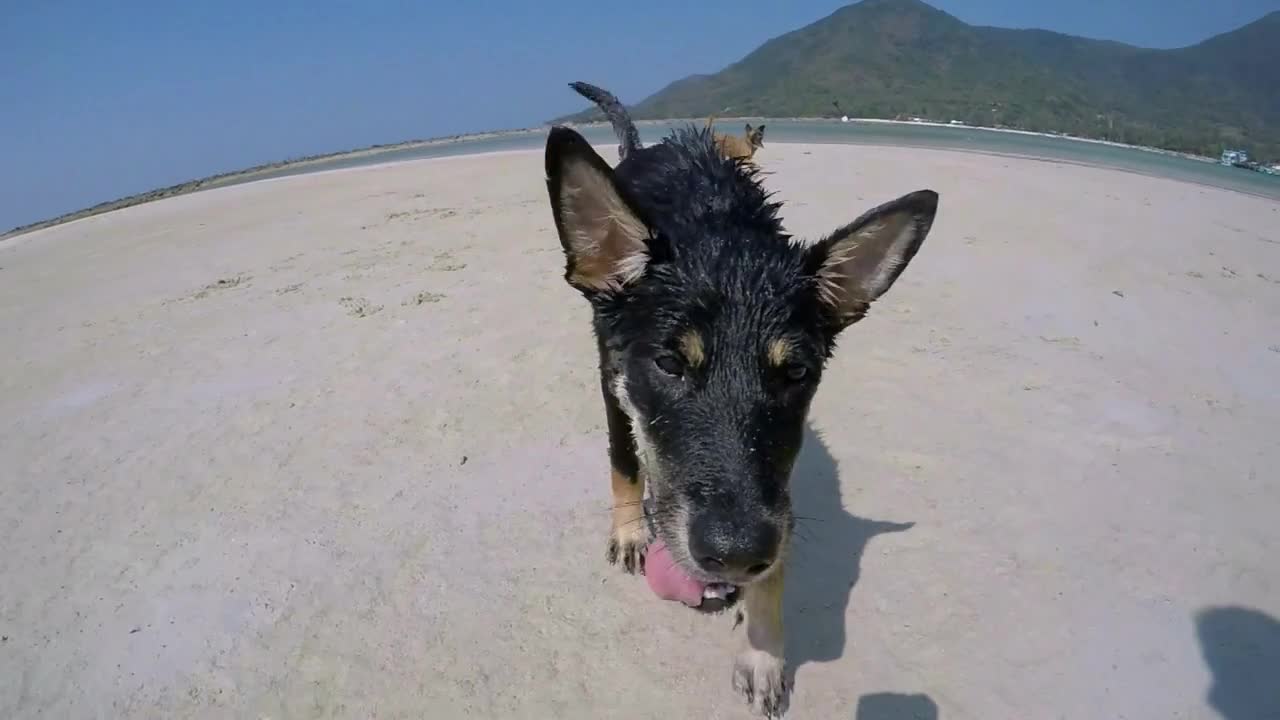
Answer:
2, 143, 1278, 719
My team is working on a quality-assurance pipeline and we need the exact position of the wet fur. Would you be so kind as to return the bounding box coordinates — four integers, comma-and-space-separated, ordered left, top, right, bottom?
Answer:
547, 81, 938, 717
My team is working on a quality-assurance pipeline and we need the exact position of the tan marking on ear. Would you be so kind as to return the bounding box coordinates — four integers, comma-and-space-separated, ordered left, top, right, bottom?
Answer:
815, 216, 906, 323
559, 164, 650, 292
679, 330, 706, 368
766, 338, 792, 367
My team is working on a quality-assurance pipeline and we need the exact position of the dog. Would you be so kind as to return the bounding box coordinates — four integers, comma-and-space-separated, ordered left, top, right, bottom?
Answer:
547, 81, 939, 717
706, 113, 766, 164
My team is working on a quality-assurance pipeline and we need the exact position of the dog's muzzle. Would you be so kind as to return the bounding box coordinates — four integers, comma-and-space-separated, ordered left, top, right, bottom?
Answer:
643, 496, 741, 611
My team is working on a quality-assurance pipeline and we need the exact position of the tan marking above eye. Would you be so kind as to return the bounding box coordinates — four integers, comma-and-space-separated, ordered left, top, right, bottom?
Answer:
679, 331, 705, 368
767, 338, 791, 367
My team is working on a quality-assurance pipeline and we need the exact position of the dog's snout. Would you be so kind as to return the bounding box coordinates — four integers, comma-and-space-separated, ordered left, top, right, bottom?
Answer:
689, 513, 780, 577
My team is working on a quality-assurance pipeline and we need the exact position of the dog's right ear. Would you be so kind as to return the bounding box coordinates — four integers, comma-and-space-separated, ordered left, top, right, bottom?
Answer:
545, 126, 650, 294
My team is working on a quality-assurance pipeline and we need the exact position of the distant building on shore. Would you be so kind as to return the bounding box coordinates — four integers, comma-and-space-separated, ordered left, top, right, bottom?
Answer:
1218, 149, 1280, 176
1220, 149, 1249, 166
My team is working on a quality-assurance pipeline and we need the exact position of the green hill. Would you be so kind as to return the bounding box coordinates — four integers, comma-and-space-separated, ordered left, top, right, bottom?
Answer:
560, 0, 1280, 159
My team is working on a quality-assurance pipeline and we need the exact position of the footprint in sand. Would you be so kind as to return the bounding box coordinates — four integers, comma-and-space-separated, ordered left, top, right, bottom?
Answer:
181, 274, 251, 302
403, 291, 445, 306
339, 296, 382, 318
428, 252, 467, 272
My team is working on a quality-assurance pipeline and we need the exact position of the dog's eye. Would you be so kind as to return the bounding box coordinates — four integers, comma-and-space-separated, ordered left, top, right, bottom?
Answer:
654, 354, 685, 377
785, 364, 808, 382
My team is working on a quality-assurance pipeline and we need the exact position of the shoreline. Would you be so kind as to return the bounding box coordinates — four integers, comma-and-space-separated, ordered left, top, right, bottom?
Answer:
251, 141, 1280, 207
0, 126, 545, 241
836, 117, 1217, 164
616, 116, 1217, 164
0, 118, 1258, 241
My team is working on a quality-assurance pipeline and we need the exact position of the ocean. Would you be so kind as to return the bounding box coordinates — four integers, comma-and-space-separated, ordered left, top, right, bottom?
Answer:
242, 120, 1280, 201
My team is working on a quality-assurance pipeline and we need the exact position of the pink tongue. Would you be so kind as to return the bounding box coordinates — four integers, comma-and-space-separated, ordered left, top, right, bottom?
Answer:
645, 539, 707, 607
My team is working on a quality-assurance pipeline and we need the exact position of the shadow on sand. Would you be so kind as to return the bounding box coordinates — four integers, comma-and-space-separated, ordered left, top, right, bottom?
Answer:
1195, 606, 1280, 719
786, 426, 937, 716
855, 692, 939, 720
785, 425, 914, 667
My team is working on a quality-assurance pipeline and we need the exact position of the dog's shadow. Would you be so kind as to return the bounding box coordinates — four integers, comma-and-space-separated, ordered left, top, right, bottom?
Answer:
785, 425, 915, 669
1195, 606, 1280, 719
855, 692, 939, 720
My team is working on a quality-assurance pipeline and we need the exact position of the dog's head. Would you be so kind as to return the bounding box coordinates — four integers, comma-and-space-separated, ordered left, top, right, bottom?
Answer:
545, 126, 937, 596
745, 123, 766, 150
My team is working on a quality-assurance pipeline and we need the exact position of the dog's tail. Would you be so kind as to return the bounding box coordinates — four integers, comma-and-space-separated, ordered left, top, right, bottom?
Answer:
569, 81, 640, 161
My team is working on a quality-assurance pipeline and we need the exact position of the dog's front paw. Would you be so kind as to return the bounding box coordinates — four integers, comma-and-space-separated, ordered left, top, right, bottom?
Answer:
733, 648, 790, 717
605, 520, 647, 575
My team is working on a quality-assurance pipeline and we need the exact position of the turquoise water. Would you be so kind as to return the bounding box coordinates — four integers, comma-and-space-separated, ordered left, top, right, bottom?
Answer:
247, 120, 1280, 200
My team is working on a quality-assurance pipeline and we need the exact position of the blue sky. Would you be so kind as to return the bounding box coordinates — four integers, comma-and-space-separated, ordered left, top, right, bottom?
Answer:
2, 0, 1277, 230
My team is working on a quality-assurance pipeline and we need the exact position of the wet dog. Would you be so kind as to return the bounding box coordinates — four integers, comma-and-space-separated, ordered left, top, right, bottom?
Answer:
547, 81, 939, 717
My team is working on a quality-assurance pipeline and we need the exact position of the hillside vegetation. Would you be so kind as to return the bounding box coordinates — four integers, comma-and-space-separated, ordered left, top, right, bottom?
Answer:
562, 0, 1280, 159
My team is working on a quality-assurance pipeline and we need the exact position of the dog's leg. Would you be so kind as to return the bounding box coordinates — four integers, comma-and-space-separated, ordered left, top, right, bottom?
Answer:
608, 466, 646, 574
734, 564, 789, 717
602, 372, 646, 574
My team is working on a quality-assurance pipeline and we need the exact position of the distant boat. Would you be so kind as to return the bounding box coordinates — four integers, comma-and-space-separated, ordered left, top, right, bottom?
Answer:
1219, 148, 1279, 177
1220, 149, 1249, 166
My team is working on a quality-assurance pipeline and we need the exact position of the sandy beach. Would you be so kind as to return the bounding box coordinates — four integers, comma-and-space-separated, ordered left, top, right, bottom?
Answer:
2, 143, 1278, 718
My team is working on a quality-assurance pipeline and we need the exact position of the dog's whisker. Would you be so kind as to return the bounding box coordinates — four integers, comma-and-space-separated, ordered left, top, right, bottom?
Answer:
616, 507, 678, 529
783, 527, 814, 543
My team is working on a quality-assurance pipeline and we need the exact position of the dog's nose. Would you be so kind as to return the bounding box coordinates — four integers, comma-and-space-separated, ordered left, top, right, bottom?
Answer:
688, 514, 780, 577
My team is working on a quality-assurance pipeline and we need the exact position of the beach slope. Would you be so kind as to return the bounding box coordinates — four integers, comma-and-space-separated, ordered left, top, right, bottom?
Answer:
2, 145, 1277, 718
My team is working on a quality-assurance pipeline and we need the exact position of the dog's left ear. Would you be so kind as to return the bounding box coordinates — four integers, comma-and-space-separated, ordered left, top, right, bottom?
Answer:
545, 126, 651, 294
807, 190, 938, 330
744, 123, 753, 134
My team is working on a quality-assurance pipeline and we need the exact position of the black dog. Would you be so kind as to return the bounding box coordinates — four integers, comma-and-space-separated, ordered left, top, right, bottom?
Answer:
545, 82, 939, 717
